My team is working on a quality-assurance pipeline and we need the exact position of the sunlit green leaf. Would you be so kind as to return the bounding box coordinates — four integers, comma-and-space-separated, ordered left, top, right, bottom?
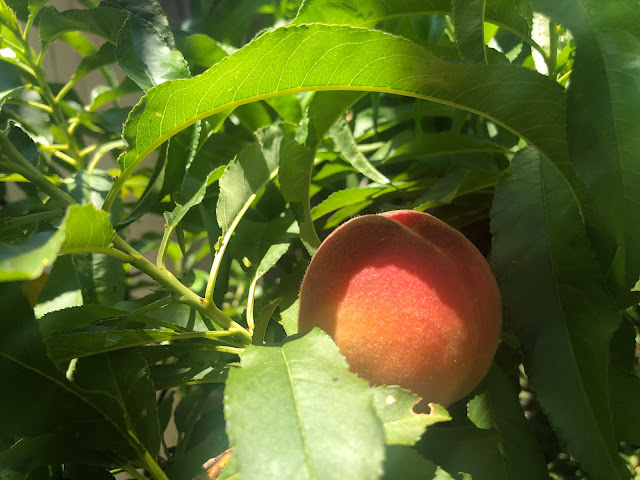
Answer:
225, 328, 385, 480
60, 204, 114, 251
111, 24, 568, 208
371, 385, 450, 446
0, 230, 64, 282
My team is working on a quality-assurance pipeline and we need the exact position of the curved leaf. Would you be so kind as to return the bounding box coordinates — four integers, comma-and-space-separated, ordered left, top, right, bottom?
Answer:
329, 116, 390, 184
294, 0, 532, 40
490, 147, 627, 479
532, 0, 640, 302
371, 386, 450, 446
108, 23, 569, 211
0, 284, 140, 460
454, 0, 487, 63
466, 365, 548, 479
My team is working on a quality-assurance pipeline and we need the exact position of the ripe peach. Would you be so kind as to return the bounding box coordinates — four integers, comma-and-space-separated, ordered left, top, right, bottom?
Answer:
298, 210, 501, 407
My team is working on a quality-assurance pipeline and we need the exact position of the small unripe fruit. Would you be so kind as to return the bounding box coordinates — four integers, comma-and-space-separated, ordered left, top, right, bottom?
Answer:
298, 210, 501, 407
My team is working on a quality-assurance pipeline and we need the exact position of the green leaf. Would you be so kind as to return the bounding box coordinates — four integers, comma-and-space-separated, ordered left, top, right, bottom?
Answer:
294, 0, 532, 41
71, 42, 117, 85
311, 184, 399, 221
33, 255, 82, 318
453, 0, 487, 63
224, 328, 386, 479
418, 426, 504, 480
0, 284, 139, 460
281, 90, 364, 252
38, 6, 128, 47
371, 386, 450, 446
329, 116, 390, 184
610, 367, 640, 445
0, 0, 18, 31
60, 204, 115, 251
216, 125, 284, 234
176, 32, 229, 69
111, 24, 568, 208
0, 86, 25, 112
72, 349, 161, 456
38, 304, 178, 339
45, 328, 227, 362
159, 168, 219, 265
531, 0, 640, 303
293, 0, 451, 26
0, 230, 64, 282
115, 12, 190, 91
382, 446, 438, 480
414, 169, 500, 211
373, 133, 508, 166
0, 434, 113, 475
490, 147, 627, 479
466, 365, 548, 479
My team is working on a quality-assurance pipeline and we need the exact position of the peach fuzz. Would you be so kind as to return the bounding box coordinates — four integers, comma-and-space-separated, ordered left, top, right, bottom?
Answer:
298, 210, 502, 407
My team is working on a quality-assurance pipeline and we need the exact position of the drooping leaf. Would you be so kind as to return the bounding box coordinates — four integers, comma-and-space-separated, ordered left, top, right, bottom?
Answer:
224, 328, 386, 479
70, 42, 117, 86
329, 116, 390, 184
0, 230, 64, 282
38, 304, 178, 339
311, 184, 398, 221
414, 169, 500, 211
293, 0, 451, 26
45, 328, 230, 363
0, 284, 139, 460
370, 386, 450, 446
72, 348, 161, 456
33, 256, 82, 318
0, 434, 113, 475
294, 0, 532, 41
216, 124, 285, 234
382, 446, 438, 480
115, 10, 190, 91
490, 147, 627, 479
453, 0, 487, 63
159, 168, 220, 263
418, 426, 504, 480
176, 32, 229, 69
466, 365, 548, 479
38, 6, 128, 47
531, 0, 640, 303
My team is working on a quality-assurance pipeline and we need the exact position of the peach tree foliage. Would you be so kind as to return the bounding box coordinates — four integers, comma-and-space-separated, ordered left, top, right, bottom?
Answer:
0, 0, 638, 479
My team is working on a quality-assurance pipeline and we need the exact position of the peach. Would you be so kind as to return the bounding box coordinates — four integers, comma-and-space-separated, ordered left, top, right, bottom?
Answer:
298, 210, 501, 406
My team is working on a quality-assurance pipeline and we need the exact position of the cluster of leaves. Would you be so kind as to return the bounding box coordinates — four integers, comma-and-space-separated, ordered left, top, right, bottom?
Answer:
0, 0, 639, 479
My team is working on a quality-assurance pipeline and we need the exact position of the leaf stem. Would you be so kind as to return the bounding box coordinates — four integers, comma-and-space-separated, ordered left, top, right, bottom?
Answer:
1, 131, 250, 344
87, 139, 125, 172
141, 451, 170, 480
121, 463, 148, 480
112, 236, 252, 345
